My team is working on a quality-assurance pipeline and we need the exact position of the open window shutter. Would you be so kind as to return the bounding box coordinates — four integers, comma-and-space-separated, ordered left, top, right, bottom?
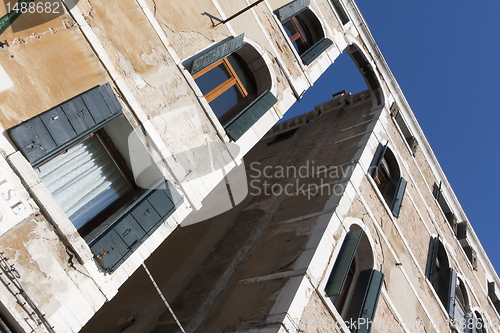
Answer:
90, 180, 182, 272
275, 0, 310, 22
190, 34, 244, 75
391, 177, 407, 218
224, 90, 277, 141
369, 142, 388, 177
446, 268, 458, 319
464, 314, 476, 333
345, 269, 384, 333
425, 235, 439, 280
325, 229, 363, 297
10, 83, 122, 167
300, 38, 334, 66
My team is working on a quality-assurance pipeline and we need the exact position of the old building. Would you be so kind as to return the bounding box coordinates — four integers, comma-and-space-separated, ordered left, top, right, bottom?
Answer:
0, 0, 499, 332
0, 0, 371, 331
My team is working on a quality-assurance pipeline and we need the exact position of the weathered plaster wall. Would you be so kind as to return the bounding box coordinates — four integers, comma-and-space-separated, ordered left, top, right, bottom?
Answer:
0, 10, 107, 128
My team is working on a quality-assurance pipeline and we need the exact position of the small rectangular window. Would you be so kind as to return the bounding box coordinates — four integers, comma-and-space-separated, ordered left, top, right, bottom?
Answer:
331, 0, 350, 25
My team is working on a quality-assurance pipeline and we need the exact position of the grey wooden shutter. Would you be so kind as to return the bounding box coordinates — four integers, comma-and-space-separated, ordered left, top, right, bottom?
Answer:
275, 0, 310, 22
300, 38, 334, 65
369, 142, 388, 177
345, 269, 384, 333
425, 235, 439, 282
425, 235, 439, 280
391, 177, 407, 218
224, 90, 277, 141
445, 268, 457, 319
90, 180, 183, 272
10, 83, 122, 167
465, 313, 476, 333
326, 229, 363, 297
190, 34, 244, 75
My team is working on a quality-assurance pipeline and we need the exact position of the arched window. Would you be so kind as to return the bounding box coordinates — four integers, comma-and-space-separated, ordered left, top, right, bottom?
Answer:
193, 53, 257, 125
475, 311, 487, 333
275, 1, 333, 65
325, 225, 383, 330
369, 143, 407, 217
189, 36, 276, 141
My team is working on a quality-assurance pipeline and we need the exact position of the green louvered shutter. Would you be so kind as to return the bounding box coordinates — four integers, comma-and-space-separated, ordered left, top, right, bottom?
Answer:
300, 38, 334, 65
224, 90, 277, 141
275, 0, 310, 22
90, 181, 183, 272
345, 269, 384, 333
10, 83, 122, 167
369, 142, 388, 178
391, 177, 407, 218
326, 229, 363, 297
190, 34, 244, 75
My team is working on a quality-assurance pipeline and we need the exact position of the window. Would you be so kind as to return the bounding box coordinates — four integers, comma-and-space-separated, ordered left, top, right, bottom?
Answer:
9, 84, 183, 272
325, 227, 384, 332
193, 54, 256, 125
275, 1, 333, 65
425, 235, 475, 331
475, 311, 487, 333
283, 16, 314, 55
188, 35, 277, 141
369, 143, 407, 217
330, 0, 350, 25
36, 130, 139, 238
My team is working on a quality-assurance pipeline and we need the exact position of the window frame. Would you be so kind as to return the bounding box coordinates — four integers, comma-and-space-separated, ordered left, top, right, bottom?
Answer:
192, 56, 256, 125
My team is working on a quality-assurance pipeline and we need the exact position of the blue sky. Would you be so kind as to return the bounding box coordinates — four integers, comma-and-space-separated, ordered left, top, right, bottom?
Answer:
283, 1, 500, 273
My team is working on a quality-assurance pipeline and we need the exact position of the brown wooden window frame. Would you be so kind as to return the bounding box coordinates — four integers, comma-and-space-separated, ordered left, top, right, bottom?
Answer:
192, 56, 257, 125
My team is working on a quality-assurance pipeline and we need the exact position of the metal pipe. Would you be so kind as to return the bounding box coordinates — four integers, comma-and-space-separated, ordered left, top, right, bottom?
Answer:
216, 0, 265, 25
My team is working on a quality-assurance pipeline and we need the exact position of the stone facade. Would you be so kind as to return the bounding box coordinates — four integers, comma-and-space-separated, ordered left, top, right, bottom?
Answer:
0, 0, 498, 332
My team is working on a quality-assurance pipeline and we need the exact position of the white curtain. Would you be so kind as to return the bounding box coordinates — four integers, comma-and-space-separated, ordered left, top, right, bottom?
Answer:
37, 135, 131, 229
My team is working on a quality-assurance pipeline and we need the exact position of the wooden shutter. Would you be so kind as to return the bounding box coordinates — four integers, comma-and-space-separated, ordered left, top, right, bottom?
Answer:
275, 0, 310, 22
326, 229, 363, 297
90, 180, 182, 272
446, 268, 457, 319
224, 90, 277, 141
300, 38, 334, 65
425, 235, 439, 280
391, 177, 407, 218
465, 313, 476, 333
345, 269, 384, 333
369, 142, 388, 178
10, 83, 122, 167
190, 34, 245, 75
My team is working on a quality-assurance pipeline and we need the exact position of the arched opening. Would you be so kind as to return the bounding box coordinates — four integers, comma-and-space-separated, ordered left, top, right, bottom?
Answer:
475, 311, 487, 333
282, 9, 324, 57
187, 37, 276, 140
325, 223, 383, 330
346, 43, 384, 107
369, 144, 407, 217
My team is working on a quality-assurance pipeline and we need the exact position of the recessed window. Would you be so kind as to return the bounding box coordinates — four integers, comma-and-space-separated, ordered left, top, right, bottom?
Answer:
188, 36, 277, 141
325, 226, 384, 329
36, 129, 139, 237
275, 2, 333, 65
283, 16, 313, 55
369, 144, 407, 217
10, 85, 183, 271
193, 54, 256, 125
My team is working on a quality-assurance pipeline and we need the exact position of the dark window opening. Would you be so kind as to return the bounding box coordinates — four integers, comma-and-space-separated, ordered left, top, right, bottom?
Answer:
331, 0, 350, 25
267, 128, 298, 145
369, 144, 406, 217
